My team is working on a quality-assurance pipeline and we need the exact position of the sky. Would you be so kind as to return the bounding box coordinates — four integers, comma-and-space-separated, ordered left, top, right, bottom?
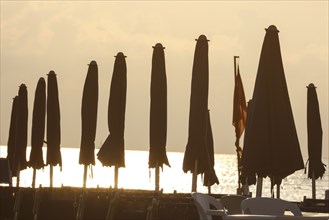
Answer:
1, 1, 328, 158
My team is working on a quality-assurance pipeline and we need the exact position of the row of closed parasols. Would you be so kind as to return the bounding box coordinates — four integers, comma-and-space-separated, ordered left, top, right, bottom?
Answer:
6, 25, 326, 198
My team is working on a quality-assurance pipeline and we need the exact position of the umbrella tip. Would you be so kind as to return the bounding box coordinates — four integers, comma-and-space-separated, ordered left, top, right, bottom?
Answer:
266, 25, 279, 33
196, 34, 209, 42
89, 60, 97, 66
19, 83, 27, 88
153, 43, 165, 49
307, 83, 317, 88
47, 70, 56, 76
115, 52, 127, 58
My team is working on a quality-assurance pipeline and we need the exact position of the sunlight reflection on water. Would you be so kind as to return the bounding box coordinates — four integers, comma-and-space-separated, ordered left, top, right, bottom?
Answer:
1, 146, 328, 202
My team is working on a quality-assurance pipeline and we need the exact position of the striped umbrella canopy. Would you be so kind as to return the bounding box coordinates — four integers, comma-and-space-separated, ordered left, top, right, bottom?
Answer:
241, 25, 304, 188
46, 71, 62, 167
79, 61, 99, 166
149, 43, 170, 169
13, 84, 28, 175
7, 96, 18, 176
29, 77, 46, 170
97, 52, 127, 168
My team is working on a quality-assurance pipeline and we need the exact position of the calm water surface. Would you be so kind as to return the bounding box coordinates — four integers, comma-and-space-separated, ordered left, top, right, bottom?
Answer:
1, 146, 328, 202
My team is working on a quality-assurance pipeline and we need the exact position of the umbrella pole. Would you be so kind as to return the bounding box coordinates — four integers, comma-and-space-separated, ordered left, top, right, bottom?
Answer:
16, 165, 20, 188
50, 164, 53, 188
114, 165, 119, 189
235, 138, 241, 190
192, 160, 198, 192
256, 176, 263, 197
32, 168, 36, 188
83, 164, 88, 188
234, 56, 242, 191
312, 172, 316, 199
155, 161, 160, 192
276, 184, 280, 198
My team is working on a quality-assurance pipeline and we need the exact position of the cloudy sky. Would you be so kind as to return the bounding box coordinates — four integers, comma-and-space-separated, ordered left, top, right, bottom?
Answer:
1, 1, 328, 158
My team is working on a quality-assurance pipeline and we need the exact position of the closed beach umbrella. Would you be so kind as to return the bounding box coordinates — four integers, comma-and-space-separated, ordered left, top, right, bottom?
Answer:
241, 25, 304, 197
29, 77, 46, 187
7, 96, 18, 177
13, 84, 28, 186
149, 43, 170, 191
203, 110, 219, 189
306, 83, 326, 199
97, 52, 127, 188
79, 60, 99, 187
46, 71, 61, 187
240, 100, 256, 186
183, 35, 218, 192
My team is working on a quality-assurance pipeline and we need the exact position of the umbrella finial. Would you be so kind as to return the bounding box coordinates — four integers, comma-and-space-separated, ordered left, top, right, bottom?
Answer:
115, 52, 127, 58
307, 83, 317, 89
153, 43, 165, 49
266, 25, 279, 33
196, 34, 210, 42
47, 70, 56, 76
89, 60, 97, 66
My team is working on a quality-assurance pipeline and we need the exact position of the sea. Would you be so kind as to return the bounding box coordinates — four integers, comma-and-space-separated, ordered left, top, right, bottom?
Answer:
1, 146, 328, 202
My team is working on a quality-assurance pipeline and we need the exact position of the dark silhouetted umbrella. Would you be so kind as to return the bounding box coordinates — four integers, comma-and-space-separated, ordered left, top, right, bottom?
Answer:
183, 35, 218, 192
203, 110, 219, 191
29, 77, 46, 188
79, 60, 99, 188
241, 25, 304, 198
7, 96, 18, 177
240, 100, 256, 187
13, 84, 28, 187
46, 71, 61, 187
97, 52, 127, 188
232, 56, 247, 191
149, 43, 170, 191
306, 83, 326, 199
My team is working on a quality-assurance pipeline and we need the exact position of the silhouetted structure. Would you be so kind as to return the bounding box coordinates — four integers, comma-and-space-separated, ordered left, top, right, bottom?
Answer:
7, 96, 18, 177
241, 25, 304, 198
13, 84, 28, 187
183, 35, 218, 192
203, 110, 219, 190
241, 100, 256, 187
306, 83, 326, 199
46, 71, 62, 187
232, 56, 247, 191
149, 43, 170, 191
97, 52, 127, 188
29, 77, 46, 188
79, 60, 99, 188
